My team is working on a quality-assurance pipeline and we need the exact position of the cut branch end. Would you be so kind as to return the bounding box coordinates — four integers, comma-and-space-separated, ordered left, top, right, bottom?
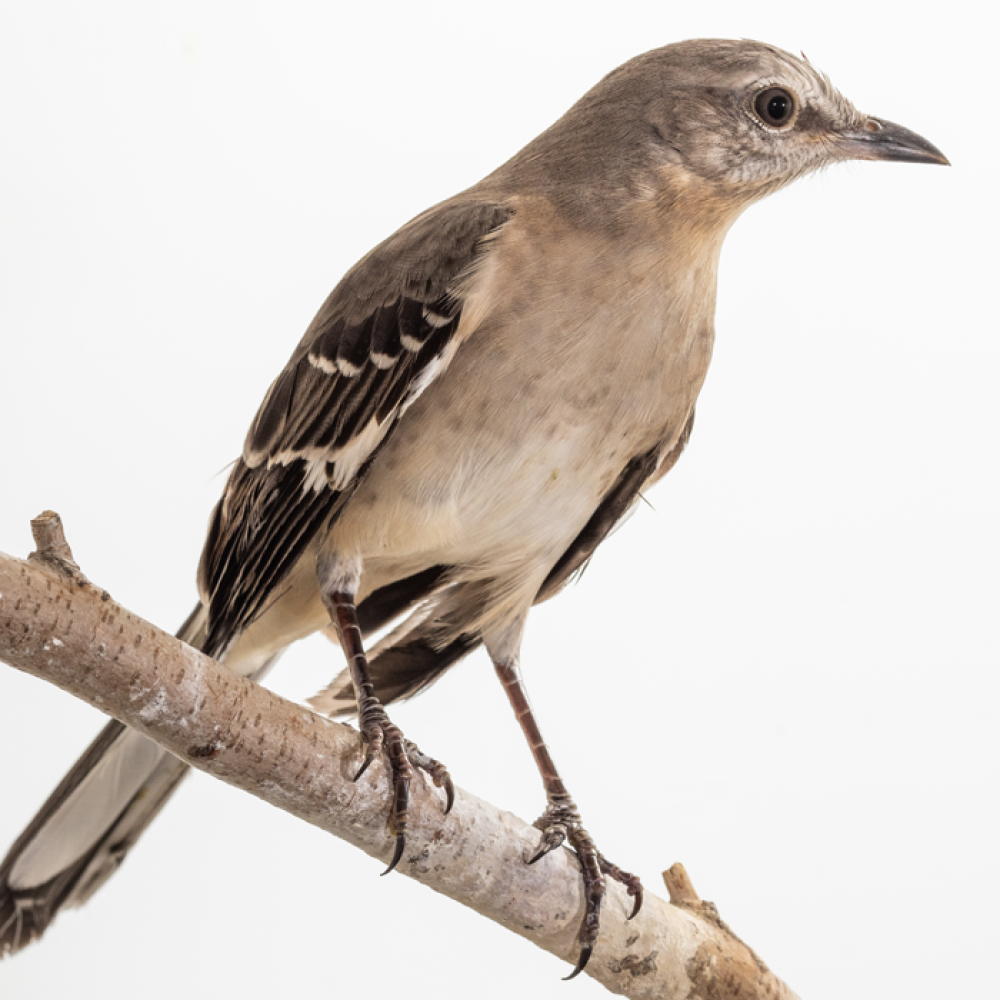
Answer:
663, 863, 700, 906
26, 510, 97, 590
28, 510, 79, 572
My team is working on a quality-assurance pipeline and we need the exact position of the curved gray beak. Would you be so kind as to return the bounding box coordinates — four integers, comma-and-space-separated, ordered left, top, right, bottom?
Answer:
835, 117, 950, 166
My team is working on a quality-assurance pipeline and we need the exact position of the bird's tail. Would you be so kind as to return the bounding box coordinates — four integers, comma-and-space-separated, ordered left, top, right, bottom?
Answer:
310, 582, 482, 718
0, 567, 453, 957
0, 604, 276, 957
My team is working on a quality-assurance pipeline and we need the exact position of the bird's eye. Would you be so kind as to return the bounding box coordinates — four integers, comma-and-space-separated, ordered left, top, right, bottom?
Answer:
754, 87, 796, 128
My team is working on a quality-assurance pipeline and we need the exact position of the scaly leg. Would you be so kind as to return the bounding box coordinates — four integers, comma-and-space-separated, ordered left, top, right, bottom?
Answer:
323, 589, 453, 873
493, 657, 642, 979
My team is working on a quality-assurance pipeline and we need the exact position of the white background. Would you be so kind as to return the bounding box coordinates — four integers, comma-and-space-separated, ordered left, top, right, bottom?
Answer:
0, 3, 995, 998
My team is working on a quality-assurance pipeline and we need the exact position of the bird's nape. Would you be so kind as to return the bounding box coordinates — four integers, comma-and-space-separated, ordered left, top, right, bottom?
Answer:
1, 39, 948, 977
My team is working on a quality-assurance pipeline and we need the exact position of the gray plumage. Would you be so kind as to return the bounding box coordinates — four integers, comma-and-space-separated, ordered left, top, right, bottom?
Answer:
1, 38, 946, 958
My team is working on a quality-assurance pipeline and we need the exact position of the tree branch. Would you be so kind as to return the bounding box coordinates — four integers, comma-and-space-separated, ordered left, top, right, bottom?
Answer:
0, 512, 800, 999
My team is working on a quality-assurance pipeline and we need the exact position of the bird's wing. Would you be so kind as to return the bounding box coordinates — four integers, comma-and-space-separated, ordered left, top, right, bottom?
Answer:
198, 198, 514, 656
312, 410, 696, 715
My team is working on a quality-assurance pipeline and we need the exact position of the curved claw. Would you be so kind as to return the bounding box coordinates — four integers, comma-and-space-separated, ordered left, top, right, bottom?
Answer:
401, 739, 453, 815
528, 820, 567, 865
381, 832, 406, 876
528, 840, 559, 865
353, 750, 377, 782
628, 888, 643, 920
563, 945, 593, 981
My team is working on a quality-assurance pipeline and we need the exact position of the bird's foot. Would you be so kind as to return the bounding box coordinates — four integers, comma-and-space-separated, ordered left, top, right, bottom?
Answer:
353, 703, 453, 875
529, 794, 643, 980
403, 738, 456, 814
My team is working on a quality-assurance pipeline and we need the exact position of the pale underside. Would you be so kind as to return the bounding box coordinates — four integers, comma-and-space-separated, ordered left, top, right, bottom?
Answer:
224, 194, 723, 681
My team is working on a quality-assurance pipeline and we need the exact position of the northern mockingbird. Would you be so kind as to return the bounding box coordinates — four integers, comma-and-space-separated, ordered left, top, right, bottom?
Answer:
1, 39, 946, 975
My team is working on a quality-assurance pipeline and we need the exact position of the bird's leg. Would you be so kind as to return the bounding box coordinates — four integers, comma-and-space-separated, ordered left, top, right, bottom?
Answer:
493, 657, 642, 980
323, 588, 453, 874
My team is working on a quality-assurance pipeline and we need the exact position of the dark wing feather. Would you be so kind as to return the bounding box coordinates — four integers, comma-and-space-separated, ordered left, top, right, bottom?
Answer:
318, 410, 697, 715
198, 199, 514, 658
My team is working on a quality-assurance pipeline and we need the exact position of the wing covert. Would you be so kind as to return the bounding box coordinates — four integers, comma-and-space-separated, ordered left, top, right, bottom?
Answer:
198, 198, 514, 657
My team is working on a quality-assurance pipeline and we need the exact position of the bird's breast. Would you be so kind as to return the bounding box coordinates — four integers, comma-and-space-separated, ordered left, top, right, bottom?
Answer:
329, 208, 721, 586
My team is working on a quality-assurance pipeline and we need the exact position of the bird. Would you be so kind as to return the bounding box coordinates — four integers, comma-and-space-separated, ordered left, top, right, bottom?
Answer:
0, 38, 947, 977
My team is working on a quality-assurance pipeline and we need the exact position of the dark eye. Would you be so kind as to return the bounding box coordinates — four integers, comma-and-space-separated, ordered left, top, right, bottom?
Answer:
754, 87, 796, 128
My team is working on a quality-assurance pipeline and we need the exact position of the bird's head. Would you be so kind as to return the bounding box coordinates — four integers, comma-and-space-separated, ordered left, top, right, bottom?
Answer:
617, 39, 948, 205
508, 39, 948, 225
634, 40, 947, 198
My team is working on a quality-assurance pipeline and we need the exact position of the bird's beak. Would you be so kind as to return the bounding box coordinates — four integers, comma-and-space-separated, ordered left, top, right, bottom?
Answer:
833, 117, 950, 166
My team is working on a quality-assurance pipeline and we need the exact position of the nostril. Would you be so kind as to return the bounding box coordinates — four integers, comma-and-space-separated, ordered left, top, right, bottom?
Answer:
864, 118, 883, 133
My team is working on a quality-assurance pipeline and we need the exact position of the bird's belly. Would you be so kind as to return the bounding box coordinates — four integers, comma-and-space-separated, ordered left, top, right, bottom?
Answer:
330, 305, 712, 590
343, 416, 620, 575
234, 251, 716, 666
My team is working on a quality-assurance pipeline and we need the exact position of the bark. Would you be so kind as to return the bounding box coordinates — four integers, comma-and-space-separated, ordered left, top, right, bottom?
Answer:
0, 511, 800, 999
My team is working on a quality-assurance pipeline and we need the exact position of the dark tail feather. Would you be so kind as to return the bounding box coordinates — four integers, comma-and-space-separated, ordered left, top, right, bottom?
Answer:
311, 578, 482, 718
0, 605, 215, 957
366, 633, 480, 707
2, 720, 127, 953
356, 566, 448, 636
1, 568, 448, 957
311, 631, 480, 717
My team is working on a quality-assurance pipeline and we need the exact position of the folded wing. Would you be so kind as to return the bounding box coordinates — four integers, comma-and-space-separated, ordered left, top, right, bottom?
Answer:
199, 199, 513, 657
